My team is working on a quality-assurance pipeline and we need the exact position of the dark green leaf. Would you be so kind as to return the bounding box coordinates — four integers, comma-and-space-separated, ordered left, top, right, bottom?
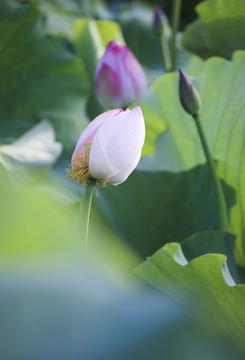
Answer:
0, 1, 89, 151
97, 164, 235, 258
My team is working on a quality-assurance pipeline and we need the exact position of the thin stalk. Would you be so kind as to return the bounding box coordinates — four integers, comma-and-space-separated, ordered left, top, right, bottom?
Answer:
160, 31, 172, 72
77, 180, 95, 250
170, 0, 182, 72
193, 114, 228, 231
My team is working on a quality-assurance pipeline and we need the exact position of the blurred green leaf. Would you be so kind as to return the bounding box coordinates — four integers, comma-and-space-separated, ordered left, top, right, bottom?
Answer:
26, 0, 108, 38
0, 256, 226, 360
182, 0, 245, 59
0, 174, 240, 360
0, 1, 89, 151
29, 0, 89, 38
0, 178, 78, 260
0, 167, 140, 275
135, 233, 245, 356
2, 164, 231, 360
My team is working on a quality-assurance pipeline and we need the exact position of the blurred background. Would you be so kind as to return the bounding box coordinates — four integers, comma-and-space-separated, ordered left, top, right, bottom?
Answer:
1, 0, 245, 358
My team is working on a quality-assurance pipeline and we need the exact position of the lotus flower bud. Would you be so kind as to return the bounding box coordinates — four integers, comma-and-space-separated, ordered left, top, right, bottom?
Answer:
67, 106, 145, 188
152, 6, 170, 37
178, 69, 202, 116
95, 41, 147, 109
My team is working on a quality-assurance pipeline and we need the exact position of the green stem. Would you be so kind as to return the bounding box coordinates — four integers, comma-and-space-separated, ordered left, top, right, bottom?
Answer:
170, 0, 182, 72
193, 114, 228, 231
78, 180, 95, 250
160, 31, 172, 72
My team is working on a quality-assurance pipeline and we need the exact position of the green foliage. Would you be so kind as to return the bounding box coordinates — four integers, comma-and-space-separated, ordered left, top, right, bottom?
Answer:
0, 0, 89, 151
182, 0, 245, 59
135, 231, 245, 355
97, 164, 235, 258
139, 51, 245, 266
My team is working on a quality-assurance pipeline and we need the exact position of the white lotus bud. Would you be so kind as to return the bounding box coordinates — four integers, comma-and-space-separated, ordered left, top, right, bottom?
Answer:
67, 106, 145, 187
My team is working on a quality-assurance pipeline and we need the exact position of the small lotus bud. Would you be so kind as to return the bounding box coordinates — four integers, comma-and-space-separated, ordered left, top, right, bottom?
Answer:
95, 41, 147, 109
67, 106, 145, 188
152, 6, 170, 37
178, 69, 202, 116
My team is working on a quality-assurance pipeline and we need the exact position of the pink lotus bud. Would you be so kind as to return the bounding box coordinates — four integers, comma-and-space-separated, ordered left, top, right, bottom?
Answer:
95, 41, 147, 109
67, 106, 145, 187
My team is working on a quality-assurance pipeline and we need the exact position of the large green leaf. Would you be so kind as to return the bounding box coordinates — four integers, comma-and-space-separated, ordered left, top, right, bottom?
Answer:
139, 51, 245, 266
135, 232, 245, 355
182, 0, 245, 59
97, 164, 235, 259
0, 1, 89, 151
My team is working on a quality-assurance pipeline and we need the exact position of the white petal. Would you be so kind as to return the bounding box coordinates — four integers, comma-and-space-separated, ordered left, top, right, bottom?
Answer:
89, 127, 118, 180
89, 106, 145, 180
107, 151, 141, 185
74, 109, 122, 152
0, 121, 62, 169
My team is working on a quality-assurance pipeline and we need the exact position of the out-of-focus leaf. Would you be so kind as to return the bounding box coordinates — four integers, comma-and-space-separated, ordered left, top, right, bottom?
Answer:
25, 0, 108, 39
0, 179, 77, 260
182, 0, 245, 59
97, 164, 235, 258
0, 1, 89, 151
0, 121, 62, 182
0, 173, 231, 360
0, 264, 228, 360
0, 168, 138, 273
139, 51, 245, 266
135, 233, 245, 356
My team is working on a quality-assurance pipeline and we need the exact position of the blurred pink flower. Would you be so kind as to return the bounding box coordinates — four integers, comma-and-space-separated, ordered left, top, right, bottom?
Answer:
95, 41, 147, 109
67, 106, 145, 187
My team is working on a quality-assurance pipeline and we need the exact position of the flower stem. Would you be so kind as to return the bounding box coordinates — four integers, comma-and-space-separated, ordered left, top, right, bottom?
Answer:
160, 31, 172, 72
193, 114, 228, 231
78, 180, 95, 250
170, 0, 182, 72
